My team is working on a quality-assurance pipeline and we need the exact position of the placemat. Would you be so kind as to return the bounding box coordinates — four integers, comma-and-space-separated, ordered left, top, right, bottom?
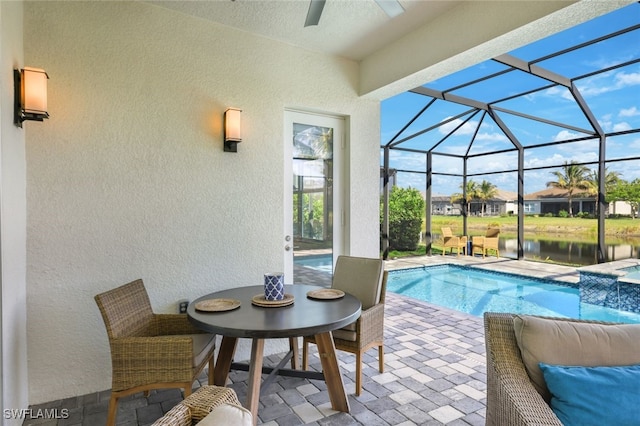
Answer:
251, 293, 294, 307
306, 288, 345, 300
195, 298, 241, 312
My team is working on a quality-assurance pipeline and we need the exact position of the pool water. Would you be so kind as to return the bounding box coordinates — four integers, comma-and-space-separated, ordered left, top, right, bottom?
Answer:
294, 254, 333, 273
622, 265, 640, 280
388, 265, 640, 324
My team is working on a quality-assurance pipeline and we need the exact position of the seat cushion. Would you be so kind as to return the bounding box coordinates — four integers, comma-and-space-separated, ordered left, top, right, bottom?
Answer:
332, 328, 357, 342
190, 333, 216, 367
513, 315, 640, 402
197, 403, 253, 426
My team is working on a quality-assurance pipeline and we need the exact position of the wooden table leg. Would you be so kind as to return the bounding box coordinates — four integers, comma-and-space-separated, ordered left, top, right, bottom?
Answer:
289, 337, 300, 369
246, 338, 265, 426
213, 336, 238, 386
314, 331, 350, 412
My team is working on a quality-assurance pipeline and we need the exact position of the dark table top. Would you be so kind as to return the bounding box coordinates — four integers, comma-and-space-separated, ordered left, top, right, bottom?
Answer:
187, 284, 362, 339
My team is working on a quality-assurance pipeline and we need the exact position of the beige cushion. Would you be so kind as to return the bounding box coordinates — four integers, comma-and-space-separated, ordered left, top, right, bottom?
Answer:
513, 315, 640, 402
333, 328, 357, 342
150, 403, 190, 426
197, 403, 253, 426
332, 256, 383, 310
190, 333, 216, 367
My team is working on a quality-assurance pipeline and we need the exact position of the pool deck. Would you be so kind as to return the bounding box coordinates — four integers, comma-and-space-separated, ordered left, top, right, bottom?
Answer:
383, 254, 582, 285
577, 257, 640, 285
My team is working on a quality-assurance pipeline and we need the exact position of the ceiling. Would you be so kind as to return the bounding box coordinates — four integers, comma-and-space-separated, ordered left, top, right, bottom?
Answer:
149, 0, 461, 61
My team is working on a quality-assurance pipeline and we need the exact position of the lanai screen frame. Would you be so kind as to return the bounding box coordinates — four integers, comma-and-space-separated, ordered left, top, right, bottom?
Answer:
381, 20, 640, 264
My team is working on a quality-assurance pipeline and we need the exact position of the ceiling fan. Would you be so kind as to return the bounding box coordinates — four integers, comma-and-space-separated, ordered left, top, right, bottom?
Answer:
304, 0, 405, 27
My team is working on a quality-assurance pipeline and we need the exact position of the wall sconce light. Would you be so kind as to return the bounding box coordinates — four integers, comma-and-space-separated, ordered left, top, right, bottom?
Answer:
224, 108, 242, 152
14, 67, 49, 128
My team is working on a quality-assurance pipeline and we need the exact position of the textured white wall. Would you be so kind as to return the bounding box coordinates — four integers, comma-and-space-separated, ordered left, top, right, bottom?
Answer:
24, 1, 379, 403
1, 1, 30, 422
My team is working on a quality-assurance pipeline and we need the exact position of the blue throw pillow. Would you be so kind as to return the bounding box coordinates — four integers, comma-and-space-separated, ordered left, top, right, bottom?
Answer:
539, 362, 640, 426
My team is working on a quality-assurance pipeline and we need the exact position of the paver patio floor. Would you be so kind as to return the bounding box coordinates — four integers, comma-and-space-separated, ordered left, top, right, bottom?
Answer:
26, 256, 581, 425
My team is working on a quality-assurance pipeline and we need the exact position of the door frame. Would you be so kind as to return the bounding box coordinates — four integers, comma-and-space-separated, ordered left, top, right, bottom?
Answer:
283, 109, 347, 282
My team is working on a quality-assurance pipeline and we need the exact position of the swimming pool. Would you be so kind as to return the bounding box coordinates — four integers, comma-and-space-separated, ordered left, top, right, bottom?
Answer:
294, 254, 333, 273
388, 265, 640, 324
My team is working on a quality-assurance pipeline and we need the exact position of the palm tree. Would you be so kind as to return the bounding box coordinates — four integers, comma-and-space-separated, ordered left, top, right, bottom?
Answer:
450, 180, 478, 214
546, 161, 590, 217
477, 180, 498, 217
585, 168, 621, 215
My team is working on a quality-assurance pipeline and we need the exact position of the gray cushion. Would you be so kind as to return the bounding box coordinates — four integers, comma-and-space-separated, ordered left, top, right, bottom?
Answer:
513, 315, 640, 402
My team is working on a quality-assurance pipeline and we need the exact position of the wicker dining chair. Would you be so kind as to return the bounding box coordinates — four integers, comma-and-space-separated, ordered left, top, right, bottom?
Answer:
472, 226, 500, 258
95, 279, 217, 426
441, 227, 467, 256
302, 256, 387, 396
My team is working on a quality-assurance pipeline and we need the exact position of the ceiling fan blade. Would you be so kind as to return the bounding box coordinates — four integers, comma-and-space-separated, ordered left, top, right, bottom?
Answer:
304, 0, 326, 27
374, 0, 404, 18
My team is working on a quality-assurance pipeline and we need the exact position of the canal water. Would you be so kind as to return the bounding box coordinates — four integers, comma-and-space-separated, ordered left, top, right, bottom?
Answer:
502, 238, 639, 266
432, 233, 640, 266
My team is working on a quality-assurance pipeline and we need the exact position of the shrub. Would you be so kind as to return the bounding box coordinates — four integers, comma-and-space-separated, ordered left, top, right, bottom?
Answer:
558, 210, 569, 218
380, 187, 425, 251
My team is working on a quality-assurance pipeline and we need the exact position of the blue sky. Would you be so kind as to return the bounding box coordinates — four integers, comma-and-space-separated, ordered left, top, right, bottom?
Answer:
381, 3, 640, 196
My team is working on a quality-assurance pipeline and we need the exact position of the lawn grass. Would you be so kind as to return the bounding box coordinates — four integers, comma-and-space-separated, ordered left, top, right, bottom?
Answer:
429, 215, 640, 237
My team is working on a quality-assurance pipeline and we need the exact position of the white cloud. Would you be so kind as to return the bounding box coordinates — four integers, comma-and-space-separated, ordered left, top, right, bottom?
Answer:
476, 132, 509, 142
613, 122, 632, 132
619, 106, 640, 117
438, 117, 477, 135
577, 69, 640, 98
616, 71, 640, 86
553, 130, 580, 142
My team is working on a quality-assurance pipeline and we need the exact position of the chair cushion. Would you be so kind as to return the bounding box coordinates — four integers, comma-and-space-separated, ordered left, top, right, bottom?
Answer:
513, 315, 640, 402
332, 328, 357, 342
540, 362, 640, 426
190, 333, 216, 367
197, 403, 253, 426
332, 256, 383, 310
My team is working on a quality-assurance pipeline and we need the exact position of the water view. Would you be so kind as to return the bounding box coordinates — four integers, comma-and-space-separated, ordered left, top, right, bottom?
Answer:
430, 231, 640, 266
506, 238, 640, 266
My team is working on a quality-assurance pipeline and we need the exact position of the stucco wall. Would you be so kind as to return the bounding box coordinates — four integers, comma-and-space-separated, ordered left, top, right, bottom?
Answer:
1, 1, 29, 422
24, 1, 379, 403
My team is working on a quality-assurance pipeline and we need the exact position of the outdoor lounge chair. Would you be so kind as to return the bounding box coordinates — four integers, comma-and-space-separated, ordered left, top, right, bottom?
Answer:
95, 279, 217, 426
441, 227, 467, 256
484, 312, 640, 426
151, 385, 250, 426
302, 255, 387, 396
472, 227, 500, 258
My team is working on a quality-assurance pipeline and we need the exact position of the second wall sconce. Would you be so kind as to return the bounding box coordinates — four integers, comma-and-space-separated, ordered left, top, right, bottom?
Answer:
14, 67, 49, 128
224, 108, 242, 152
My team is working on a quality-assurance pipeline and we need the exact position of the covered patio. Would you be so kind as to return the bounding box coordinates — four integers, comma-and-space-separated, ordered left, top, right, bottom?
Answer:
26, 257, 581, 425
2, 0, 636, 424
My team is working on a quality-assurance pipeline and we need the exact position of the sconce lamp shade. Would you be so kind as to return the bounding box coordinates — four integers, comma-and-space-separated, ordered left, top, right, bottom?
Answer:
14, 67, 49, 128
224, 108, 242, 152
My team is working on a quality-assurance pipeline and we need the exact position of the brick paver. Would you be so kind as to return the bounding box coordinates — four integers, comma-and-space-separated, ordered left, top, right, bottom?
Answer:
27, 257, 582, 425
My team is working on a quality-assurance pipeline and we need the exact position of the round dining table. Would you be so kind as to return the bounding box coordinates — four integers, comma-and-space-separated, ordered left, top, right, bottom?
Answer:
187, 284, 361, 424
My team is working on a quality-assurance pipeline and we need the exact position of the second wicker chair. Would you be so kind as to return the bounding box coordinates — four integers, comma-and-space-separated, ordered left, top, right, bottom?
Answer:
302, 255, 387, 396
